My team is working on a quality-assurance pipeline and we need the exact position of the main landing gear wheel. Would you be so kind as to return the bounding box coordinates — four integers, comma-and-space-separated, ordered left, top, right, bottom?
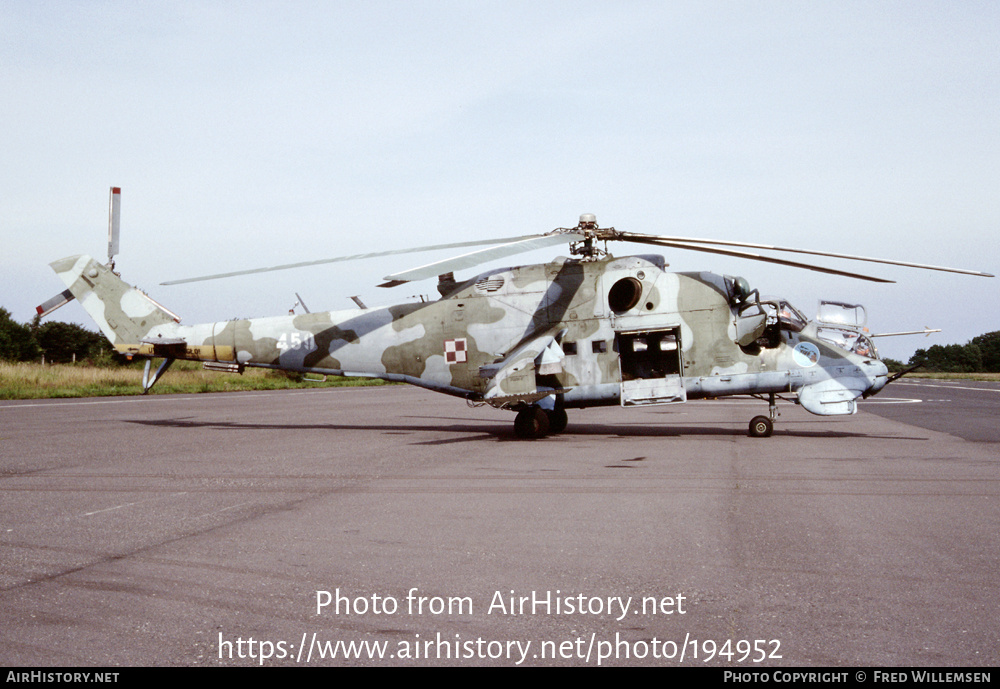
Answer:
545, 408, 568, 434
749, 415, 773, 438
514, 406, 550, 439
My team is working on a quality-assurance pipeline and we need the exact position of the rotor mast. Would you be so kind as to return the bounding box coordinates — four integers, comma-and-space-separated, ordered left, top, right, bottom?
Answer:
560, 213, 618, 261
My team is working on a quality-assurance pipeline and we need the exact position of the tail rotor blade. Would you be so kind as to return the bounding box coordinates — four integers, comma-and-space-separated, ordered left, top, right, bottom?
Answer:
107, 187, 121, 263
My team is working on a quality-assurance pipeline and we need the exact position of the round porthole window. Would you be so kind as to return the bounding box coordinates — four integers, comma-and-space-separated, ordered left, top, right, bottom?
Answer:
608, 277, 643, 313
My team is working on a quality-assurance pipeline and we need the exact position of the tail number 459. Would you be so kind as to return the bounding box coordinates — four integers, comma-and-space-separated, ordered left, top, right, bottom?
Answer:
276, 332, 316, 352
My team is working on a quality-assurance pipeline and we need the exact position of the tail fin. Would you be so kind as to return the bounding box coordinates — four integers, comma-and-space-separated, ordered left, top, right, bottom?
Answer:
50, 255, 180, 348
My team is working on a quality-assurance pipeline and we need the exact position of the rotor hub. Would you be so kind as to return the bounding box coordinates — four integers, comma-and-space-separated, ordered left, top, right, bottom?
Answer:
567, 213, 615, 261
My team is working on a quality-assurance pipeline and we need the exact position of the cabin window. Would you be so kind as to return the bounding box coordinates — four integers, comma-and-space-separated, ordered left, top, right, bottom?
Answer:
617, 328, 683, 380
592, 340, 608, 354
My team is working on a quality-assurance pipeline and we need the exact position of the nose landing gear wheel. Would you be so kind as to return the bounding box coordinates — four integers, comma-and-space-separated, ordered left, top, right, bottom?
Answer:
514, 406, 550, 439
749, 415, 773, 438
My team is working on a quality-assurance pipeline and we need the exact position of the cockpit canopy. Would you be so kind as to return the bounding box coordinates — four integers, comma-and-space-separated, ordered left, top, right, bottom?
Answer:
743, 297, 879, 359
813, 301, 878, 358
756, 297, 808, 332
816, 301, 867, 328
815, 326, 878, 358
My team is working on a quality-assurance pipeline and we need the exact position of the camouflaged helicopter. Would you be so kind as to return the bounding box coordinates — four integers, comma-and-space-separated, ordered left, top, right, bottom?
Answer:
40, 190, 993, 439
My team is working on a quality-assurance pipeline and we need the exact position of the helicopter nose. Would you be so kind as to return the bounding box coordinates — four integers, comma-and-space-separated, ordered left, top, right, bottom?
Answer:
862, 359, 890, 398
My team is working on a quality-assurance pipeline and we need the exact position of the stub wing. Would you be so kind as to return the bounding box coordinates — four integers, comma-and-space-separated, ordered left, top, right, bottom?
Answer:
479, 328, 567, 406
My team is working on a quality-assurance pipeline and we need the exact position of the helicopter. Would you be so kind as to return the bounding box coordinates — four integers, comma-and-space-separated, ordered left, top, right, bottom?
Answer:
40, 189, 993, 439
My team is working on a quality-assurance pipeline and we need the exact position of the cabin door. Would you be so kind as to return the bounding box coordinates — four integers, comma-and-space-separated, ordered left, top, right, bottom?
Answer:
617, 326, 686, 406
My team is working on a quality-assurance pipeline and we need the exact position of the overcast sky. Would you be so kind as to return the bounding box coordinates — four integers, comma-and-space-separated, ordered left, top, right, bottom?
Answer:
3, 1, 997, 361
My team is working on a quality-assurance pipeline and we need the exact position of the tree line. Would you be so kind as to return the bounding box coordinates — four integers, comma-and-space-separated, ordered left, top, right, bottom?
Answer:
899, 331, 1000, 373
0, 308, 127, 366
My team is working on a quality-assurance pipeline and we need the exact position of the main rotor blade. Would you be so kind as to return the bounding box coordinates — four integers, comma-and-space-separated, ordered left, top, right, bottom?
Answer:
621, 235, 896, 283
160, 235, 540, 285
616, 232, 994, 278
380, 232, 583, 286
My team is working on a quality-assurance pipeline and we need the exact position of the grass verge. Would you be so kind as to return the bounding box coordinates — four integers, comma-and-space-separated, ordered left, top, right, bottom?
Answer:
905, 372, 1000, 382
0, 361, 392, 400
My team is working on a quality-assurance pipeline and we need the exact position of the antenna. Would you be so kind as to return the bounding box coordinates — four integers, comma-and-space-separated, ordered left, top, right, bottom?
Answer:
295, 292, 311, 314
107, 186, 121, 266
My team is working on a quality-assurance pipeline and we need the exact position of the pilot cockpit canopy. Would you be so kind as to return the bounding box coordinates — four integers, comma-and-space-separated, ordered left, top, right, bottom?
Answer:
759, 297, 808, 332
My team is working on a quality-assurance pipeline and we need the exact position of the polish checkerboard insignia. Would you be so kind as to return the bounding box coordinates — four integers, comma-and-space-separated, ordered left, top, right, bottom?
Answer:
444, 338, 467, 364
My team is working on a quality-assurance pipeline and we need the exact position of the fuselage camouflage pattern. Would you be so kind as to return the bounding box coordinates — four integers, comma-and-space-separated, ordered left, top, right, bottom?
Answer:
50, 253, 890, 434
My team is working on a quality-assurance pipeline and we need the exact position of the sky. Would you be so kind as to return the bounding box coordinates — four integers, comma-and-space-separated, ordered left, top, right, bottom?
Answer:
3, 1, 998, 362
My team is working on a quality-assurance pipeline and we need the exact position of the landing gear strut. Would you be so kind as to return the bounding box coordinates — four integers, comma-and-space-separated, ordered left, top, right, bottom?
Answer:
141, 357, 175, 394
748, 392, 778, 437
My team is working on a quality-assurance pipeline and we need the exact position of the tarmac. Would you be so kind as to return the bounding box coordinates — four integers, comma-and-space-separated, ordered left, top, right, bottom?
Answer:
1, 383, 997, 666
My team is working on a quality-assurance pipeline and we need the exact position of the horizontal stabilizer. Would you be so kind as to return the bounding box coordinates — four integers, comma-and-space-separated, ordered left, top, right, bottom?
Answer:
138, 336, 189, 358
